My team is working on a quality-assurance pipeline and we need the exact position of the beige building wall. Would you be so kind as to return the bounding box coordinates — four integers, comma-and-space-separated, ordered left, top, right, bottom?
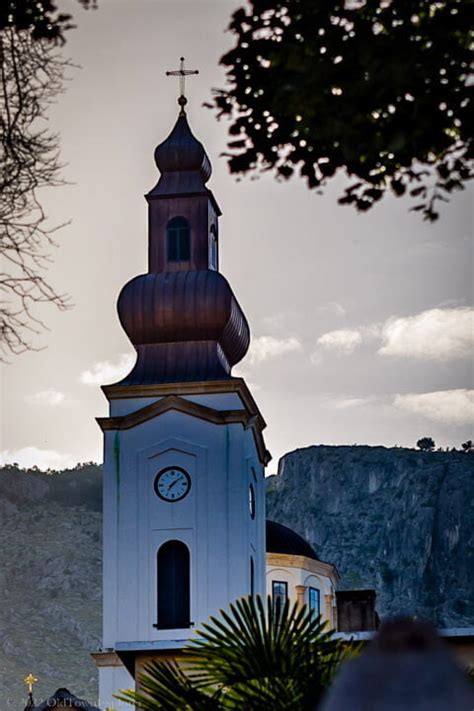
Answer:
266, 553, 339, 629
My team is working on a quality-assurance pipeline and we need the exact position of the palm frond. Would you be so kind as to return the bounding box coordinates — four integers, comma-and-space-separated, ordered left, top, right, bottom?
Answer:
114, 659, 221, 710
184, 595, 348, 709
117, 595, 349, 710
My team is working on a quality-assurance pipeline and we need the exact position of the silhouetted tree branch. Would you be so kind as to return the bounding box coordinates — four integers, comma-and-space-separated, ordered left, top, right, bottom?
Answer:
211, 0, 473, 221
1, 1, 96, 44
0, 2, 98, 358
0, 28, 72, 357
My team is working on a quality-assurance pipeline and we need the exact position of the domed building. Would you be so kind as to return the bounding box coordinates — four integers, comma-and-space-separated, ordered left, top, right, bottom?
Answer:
266, 520, 339, 628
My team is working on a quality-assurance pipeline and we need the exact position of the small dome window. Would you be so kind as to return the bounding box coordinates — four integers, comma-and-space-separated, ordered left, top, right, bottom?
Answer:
167, 216, 190, 262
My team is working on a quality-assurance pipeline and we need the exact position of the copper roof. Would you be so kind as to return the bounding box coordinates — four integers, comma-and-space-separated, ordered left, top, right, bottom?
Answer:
117, 270, 249, 384
112, 107, 250, 386
148, 113, 212, 197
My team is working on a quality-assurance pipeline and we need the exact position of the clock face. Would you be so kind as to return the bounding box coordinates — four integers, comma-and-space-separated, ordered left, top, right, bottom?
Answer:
154, 467, 191, 502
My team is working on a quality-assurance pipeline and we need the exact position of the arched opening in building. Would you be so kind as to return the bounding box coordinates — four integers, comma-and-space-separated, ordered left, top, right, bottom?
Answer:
156, 540, 190, 629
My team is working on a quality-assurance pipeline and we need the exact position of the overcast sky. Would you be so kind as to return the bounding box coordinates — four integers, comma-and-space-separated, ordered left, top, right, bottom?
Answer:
0, 0, 472, 472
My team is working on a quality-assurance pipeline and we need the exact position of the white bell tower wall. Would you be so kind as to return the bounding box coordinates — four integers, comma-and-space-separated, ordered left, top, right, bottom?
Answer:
100, 382, 268, 651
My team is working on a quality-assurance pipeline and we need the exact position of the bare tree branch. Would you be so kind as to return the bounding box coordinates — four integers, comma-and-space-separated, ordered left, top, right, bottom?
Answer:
0, 28, 72, 359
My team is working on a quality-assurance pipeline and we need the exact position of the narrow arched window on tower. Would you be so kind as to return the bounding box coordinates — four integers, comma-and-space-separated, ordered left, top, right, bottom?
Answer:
208, 223, 218, 270
156, 540, 190, 629
167, 216, 191, 262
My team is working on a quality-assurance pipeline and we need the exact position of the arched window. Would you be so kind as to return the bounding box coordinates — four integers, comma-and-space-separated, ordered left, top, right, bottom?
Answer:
208, 223, 218, 270
308, 586, 320, 620
272, 580, 288, 621
167, 217, 190, 262
156, 540, 190, 629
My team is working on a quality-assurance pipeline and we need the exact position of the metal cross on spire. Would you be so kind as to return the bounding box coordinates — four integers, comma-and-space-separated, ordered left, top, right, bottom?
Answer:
24, 674, 38, 694
166, 57, 199, 114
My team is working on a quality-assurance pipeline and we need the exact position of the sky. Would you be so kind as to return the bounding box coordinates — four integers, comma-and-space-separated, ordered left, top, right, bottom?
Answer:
0, 0, 472, 472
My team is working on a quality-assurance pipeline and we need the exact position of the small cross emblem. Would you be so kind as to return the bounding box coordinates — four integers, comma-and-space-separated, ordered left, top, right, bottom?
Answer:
24, 673, 38, 693
166, 57, 199, 113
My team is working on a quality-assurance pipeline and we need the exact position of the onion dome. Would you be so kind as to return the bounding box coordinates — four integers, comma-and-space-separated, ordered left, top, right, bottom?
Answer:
266, 520, 319, 561
149, 113, 212, 197
117, 270, 250, 384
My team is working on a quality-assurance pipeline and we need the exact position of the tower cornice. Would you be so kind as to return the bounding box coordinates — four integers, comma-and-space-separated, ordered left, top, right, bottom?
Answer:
97, 391, 271, 465
102, 377, 266, 429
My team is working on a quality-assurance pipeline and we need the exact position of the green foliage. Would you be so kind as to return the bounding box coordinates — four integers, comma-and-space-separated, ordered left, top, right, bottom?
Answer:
116, 595, 349, 710
211, 0, 473, 221
0, 462, 102, 510
417, 437, 436, 451
1, 0, 96, 43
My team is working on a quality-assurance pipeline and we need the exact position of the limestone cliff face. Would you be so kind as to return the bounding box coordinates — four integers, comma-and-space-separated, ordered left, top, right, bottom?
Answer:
266, 445, 474, 628
0, 464, 102, 707
0, 448, 472, 705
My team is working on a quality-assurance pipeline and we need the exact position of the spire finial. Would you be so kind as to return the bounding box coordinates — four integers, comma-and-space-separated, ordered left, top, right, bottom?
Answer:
166, 57, 199, 115
24, 674, 38, 695
23, 674, 38, 710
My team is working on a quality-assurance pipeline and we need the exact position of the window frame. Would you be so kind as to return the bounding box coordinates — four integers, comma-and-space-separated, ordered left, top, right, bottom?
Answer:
167, 216, 191, 263
308, 586, 321, 620
271, 579, 288, 618
155, 539, 191, 630
208, 223, 218, 270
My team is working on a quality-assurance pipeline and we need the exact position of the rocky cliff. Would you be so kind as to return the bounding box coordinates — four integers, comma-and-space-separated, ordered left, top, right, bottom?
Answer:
0, 446, 472, 706
0, 464, 102, 708
266, 445, 474, 628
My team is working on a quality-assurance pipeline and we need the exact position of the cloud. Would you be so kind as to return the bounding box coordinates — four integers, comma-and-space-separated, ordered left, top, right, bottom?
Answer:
314, 307, 473, 362
331, 396, 376, 410
379, 307, 473, 360
247, 336, 302, 365
260, 310, 297, 332
316, 328, 363, 353
0, 447, 78, 471
317, 301, 347, 317
26, 389, 66, 406
394, 389, 474, 425
80, 353, 135, 385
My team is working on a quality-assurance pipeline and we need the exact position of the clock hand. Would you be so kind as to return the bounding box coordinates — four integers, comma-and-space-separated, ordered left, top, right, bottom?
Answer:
168, 478, 180, 490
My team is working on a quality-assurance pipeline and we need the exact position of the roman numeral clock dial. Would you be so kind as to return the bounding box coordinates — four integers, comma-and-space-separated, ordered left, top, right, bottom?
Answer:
154, 466, 191, 502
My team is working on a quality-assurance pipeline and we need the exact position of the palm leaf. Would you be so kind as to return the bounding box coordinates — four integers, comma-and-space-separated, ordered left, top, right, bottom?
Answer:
118, 595, 350, 710
185, 595, 348, 709
114, 659, 221, 710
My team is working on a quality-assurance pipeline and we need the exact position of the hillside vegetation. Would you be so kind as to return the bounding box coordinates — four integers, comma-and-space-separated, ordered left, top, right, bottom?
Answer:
0, 446, 472, 706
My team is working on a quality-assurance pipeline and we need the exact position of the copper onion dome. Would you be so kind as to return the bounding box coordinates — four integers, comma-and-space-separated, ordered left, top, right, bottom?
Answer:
149, 113, 212, 198
115, 107, 250, 386
155, 114, 211, 179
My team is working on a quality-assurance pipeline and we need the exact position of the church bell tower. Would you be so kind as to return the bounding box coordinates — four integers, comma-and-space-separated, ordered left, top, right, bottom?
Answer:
95, 72, 270, 704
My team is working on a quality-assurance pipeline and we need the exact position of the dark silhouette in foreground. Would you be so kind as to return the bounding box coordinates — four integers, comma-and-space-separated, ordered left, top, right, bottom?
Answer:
320, 617, 474, 711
